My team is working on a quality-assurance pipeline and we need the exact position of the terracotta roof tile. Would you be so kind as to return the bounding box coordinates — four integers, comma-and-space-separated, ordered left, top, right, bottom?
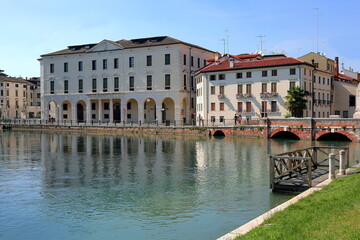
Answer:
198, 57, 306, 73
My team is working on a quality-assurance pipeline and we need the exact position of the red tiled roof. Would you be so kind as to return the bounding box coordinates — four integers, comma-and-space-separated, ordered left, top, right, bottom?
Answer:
336, 72, 358, 81
236, 53, 261, 59
198, 57, 306, 73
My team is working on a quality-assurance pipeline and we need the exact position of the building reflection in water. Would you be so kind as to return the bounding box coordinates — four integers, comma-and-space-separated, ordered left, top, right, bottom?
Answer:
0, 130, 356, 237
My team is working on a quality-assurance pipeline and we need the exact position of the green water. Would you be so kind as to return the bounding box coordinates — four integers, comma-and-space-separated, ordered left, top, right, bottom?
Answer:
0, 131, 358, 240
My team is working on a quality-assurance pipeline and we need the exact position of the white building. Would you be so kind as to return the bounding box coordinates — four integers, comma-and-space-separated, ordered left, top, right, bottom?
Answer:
39, 36, 214, 124
195, 53, 331, 125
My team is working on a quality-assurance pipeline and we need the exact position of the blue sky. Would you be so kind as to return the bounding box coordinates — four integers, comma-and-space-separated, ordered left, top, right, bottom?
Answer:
1, 0, 359, 77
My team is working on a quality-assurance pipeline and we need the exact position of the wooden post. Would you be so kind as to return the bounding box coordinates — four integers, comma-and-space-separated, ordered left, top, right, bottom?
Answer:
329, 153, 335, 180
308, 158, 312, 187
269, 156, 275, 190
338, 150, 346, 175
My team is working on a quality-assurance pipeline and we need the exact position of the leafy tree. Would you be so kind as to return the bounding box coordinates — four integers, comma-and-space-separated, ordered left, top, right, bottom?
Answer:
284, 86, 307, 117
0, 69, 7, 77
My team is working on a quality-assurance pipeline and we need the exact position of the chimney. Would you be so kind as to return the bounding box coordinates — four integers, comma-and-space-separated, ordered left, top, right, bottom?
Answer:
214, 52, 221, 61
229, 58, 234, 68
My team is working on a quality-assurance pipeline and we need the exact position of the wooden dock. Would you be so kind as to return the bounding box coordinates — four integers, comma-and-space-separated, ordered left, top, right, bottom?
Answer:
270, 146, 349, 192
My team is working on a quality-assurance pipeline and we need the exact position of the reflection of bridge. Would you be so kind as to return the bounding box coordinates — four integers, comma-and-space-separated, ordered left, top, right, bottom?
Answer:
209, 118, 360, 142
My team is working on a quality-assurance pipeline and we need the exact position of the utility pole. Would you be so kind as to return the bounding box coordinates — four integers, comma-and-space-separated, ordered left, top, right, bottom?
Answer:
256, 35, 265, 53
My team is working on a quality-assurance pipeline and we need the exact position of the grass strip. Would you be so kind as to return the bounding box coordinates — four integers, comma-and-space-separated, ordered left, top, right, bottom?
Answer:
237, 174, 360, 240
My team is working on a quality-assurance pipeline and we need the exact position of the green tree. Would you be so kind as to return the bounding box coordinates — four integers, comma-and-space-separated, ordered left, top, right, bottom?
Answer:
0, 69, 7, 77
284, 86, 307, 117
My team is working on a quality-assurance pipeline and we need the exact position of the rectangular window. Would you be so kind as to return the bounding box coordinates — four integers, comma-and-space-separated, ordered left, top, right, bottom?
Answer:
304, 69, 306, 75
246, 102, 251, 112
50, 64, 54, 73
92, 103, 96, 110
237, 102, 243, 112
114, 58, 119, 69
262, 70, 268, 77
147, 75, 152, 90
211, 102, 215, 111
349, 95, 356, 107
183, 74, 187, 89
129, 76, 134, 91
204, 59, 207, 66
211, 86, 215, 94
183, 54, 187, 65
290, 82, 295, 89
103, 59, 108, 70
220, 102, 224, 111
78, 61, 83, 71
246, 72, 252, 78
104, 103, 109, 110
78, 79, 83, 93
343, 111, 349, 118
64, 62, 68, 72
219, 86, 224, 94
271, 82, 277, 92
0, 90, 2, 96
64, 80, 68, 93
197, 58, 200, 68
219, 74, 225, 80
92, 78, 97, 92
165, 74, 171, 89
272, 69, 277, 76
92, 60, 96, 70
318, 76, 321, 84
236, 72, 243, 78
147, 55, 152, 66
114, 77, 119, 91
271, 101, 277, 112
15, 90, 18, 97
103, 78, 108, 92
129, 57, 134, 68
262, 83, 267, 93
50, 81, 54, 94
246, 84, 251, 94
237, 84, 243, 94
290, 68, 296, 75
191, 56, 194, 67
63, 103, 68, 111
210, 75, 216, 81
165, 54, 170, 65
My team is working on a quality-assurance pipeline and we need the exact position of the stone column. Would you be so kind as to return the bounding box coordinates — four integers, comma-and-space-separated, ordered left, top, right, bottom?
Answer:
121, 100, 126, 123
86, 99, 91, 123
57, 104, 62, 122
156, 104, 162, 124
98, 99, 102, 122
71, 102, 77, 122
138, 101, 144, 124
338, 150, 346, 176
109, 99, 113, 123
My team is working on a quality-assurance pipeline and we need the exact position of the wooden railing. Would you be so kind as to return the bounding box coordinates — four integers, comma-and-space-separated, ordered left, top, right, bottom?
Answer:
270, 146, 349, 190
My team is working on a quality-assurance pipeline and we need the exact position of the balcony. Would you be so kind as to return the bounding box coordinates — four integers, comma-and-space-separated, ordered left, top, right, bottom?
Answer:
260, 92, 279, 99
218, 94, 226, 100
236, 93, 252, 99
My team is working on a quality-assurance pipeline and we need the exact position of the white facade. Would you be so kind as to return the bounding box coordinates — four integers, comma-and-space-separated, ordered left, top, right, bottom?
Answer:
195, 54, 332, 125
40, 37, 213, 124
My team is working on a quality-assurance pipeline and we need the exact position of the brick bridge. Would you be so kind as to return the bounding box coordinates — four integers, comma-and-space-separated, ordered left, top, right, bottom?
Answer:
208, 118, 360, 142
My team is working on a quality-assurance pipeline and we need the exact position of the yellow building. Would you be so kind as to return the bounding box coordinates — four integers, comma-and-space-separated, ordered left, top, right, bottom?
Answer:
0, 76, 41, 119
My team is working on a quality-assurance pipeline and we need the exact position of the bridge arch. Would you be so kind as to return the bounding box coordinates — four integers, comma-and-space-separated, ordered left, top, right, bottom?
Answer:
316, 130, 353, 142
213, 130, 225, 137
270, 129, 300, 140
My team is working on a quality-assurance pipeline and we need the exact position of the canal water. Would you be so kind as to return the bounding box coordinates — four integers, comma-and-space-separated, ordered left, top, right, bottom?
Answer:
0, 131, 359, 240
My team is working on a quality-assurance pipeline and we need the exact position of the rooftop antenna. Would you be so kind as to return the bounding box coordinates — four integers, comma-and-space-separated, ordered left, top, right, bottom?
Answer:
256, 35, 265, 52
314, 8, 321, 53
225, 29, 230, 54
219, 38, 226, 54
